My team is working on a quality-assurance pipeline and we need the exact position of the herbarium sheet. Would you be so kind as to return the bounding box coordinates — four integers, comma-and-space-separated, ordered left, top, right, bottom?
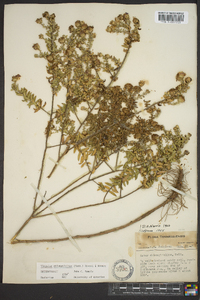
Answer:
4, 3, 197, 283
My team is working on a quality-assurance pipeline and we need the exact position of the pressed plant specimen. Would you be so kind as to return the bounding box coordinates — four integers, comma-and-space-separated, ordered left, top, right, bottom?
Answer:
10, 12, 193, 248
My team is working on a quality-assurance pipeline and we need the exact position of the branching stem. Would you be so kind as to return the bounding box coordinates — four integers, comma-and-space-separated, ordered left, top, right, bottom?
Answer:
11, 195, 171, 244
33, 91, 55, 210
47, 39, 132, 178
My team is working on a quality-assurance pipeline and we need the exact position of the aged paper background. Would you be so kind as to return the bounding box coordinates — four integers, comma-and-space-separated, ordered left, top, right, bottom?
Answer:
4, 3, 197, 283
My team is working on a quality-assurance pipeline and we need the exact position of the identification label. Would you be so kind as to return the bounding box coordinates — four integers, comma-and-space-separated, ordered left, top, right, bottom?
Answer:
37, 262, 109, 280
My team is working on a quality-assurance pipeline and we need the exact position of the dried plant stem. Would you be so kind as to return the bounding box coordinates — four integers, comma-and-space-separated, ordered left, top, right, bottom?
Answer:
11, 165, 185, 244
47, 42, 132, 178
34, 168, 124, 217
46, 91, 167, 180
47, 98, 102, 178
47, 126, 121, 192
10, 214, 34, 244
10, 184, 141, 244
108, 42, 130, 84
41, 184, 141, 217
33, 92, 55, 210
58, 101, 68, 158
44, 96, 172, 151
115, 151, 120, 170
33, 26, 57, 209
10, 193, 175, 244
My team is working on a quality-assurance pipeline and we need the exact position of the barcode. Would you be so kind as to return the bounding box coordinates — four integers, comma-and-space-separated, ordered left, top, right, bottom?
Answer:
155, 11, 188, 24
158, 13, 184, 22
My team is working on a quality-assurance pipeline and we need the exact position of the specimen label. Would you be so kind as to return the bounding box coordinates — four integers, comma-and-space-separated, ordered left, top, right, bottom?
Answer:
37, 262, 109, 280
135, 231, 197, 282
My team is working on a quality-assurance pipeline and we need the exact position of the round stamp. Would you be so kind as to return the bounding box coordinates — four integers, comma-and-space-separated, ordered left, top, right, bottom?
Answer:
112, 259, 134, 281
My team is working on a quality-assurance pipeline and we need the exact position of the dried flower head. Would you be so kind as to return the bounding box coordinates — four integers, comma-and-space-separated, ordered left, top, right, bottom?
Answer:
178, 95, 185, 103
32, 43, 40, 51
58, 36, 65, 44
185, 77, 192, 84
176, 71, 186, 81
68, 25, 74, 33
123, 13, 130, 20
139, 80, 145, 87
42, 11, 49, 18
12, 74, 21, 82
75, 20, 81, 27
49, 13, 56, 20
36, 18, 43, 24
46, 55, 54, 62
133, 17, 140, 25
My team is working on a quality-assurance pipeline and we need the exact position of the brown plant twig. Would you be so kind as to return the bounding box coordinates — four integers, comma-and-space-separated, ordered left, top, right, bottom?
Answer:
10, 191, 177, 244
32, 22, 57, 209
33, 91, 55, 210
34, 167, 125, 217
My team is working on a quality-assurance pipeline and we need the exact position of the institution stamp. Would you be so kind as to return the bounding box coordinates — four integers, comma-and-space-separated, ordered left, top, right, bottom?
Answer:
112, 259, 134, 281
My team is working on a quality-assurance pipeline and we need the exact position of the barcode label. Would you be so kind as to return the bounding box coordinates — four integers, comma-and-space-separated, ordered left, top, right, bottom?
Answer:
155, 11, 188, 24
